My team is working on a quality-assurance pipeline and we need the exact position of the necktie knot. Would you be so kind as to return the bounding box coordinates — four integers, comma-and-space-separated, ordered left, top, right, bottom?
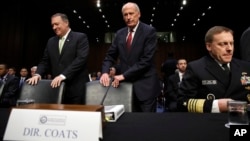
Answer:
222, 64, 229, 70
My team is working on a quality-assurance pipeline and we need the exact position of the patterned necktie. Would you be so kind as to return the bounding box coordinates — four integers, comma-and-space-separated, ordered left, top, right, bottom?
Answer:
126, 29, 133, 50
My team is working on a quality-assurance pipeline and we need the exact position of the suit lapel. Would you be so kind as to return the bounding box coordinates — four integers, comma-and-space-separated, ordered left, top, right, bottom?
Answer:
60, 31, 72, 56
130, 23, 142, 52
226, 60, 242, 95
121, 29, 130, 56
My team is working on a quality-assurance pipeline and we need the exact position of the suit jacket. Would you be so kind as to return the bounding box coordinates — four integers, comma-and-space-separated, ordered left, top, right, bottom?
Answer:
18, 77, 29, 87
102, 22, 161, 101
177, 55, 250, 113
240, 26, 250, 61
165, 72, 180, 111
36, 30, 89, 102
0, 74, 19, 108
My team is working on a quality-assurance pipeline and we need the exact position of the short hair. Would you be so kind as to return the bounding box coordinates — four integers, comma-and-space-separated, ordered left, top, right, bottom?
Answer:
0, 63, 8, 69
51, 13, 69, 23
31, 66, 37, 70
205, 26, 233, 43
122, 2, 140, 13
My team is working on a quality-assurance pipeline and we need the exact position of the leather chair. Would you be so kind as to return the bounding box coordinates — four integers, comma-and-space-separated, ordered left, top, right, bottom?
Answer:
85, 80, 133, 112
18, 79, 65, 104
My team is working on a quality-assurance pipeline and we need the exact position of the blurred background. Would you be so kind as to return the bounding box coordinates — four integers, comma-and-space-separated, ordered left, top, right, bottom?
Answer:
0, 0, 249, 77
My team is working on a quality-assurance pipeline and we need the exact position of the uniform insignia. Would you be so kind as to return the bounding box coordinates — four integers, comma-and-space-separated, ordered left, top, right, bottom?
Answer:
206, 93, 215, 100
202, 80, 217, 85
241, 72, 250, 85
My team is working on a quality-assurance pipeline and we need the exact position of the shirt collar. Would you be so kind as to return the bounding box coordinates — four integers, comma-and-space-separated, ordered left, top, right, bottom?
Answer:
61, 28, 71, 39
128, 21, 139, 33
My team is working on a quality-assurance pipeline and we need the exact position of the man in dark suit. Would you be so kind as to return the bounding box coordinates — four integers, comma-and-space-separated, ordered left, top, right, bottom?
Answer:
100, 2, 161, 112
18, 67, 29, 88
165, 58, 187, 112
177, 26, 250, 113
27, 13, 89, 104
0, 63, 19, 108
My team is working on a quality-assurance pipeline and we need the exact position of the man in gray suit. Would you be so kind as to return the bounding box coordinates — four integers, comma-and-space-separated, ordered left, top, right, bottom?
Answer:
100, 2, 161, 112
27, 13, 89, 104
177, 26, 250, 113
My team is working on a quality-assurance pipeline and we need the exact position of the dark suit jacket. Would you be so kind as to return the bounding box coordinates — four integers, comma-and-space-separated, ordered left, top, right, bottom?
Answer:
177, 55, 250, 112
0, 74, 19, 107
165, 72, 180, 111
18, 77, 29, 87
36, 30, 89, 103
240, 26, 250, 61
102, 22, 161, 101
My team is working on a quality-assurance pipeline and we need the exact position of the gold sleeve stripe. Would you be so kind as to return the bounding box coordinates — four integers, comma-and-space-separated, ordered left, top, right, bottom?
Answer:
187, 99, 205, 113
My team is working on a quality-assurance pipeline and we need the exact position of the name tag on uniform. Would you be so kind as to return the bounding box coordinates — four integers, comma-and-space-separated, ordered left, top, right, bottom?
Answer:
202, 80, 217, 85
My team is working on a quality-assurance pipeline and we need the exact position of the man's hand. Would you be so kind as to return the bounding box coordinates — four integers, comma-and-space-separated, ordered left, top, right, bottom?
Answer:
51, 75, 64, 88
112, 75, 125, 88
26, 75, 41, 85
218, 98, 233, 112
100, 73, 111, 87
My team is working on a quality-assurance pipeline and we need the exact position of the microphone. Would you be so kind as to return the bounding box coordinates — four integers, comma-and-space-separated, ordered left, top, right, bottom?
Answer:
100, 77, 113, 105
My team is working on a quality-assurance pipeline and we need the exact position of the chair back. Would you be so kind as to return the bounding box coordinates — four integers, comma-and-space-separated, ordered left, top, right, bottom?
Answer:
85, 80, 133, 112
18, 79, 65, 104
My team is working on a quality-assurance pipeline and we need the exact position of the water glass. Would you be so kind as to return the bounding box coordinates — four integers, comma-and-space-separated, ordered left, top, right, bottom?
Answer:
228, 101, 249, 126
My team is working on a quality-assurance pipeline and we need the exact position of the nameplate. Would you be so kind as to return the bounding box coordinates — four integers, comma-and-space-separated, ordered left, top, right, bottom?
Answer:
4, 108, 102, 141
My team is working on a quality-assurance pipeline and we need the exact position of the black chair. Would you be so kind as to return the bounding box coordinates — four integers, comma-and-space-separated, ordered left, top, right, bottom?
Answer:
85, 80, 133, 112
18, 79, 65, 104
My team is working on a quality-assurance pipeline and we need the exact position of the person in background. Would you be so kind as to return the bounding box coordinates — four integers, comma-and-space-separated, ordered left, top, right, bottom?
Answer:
27, 13, 89, 104
91, 72, 97, 81
0, 63, 19, 108
100, 2, 161, 112
177, 26, 250, 113
30, 66, 37, 77
45, 74, 52, 79
18, 67, 29, 88
8, 67, 17, 76
96, 71, 102, 80
165, 58, 187, 112
109, 66, 116, 78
